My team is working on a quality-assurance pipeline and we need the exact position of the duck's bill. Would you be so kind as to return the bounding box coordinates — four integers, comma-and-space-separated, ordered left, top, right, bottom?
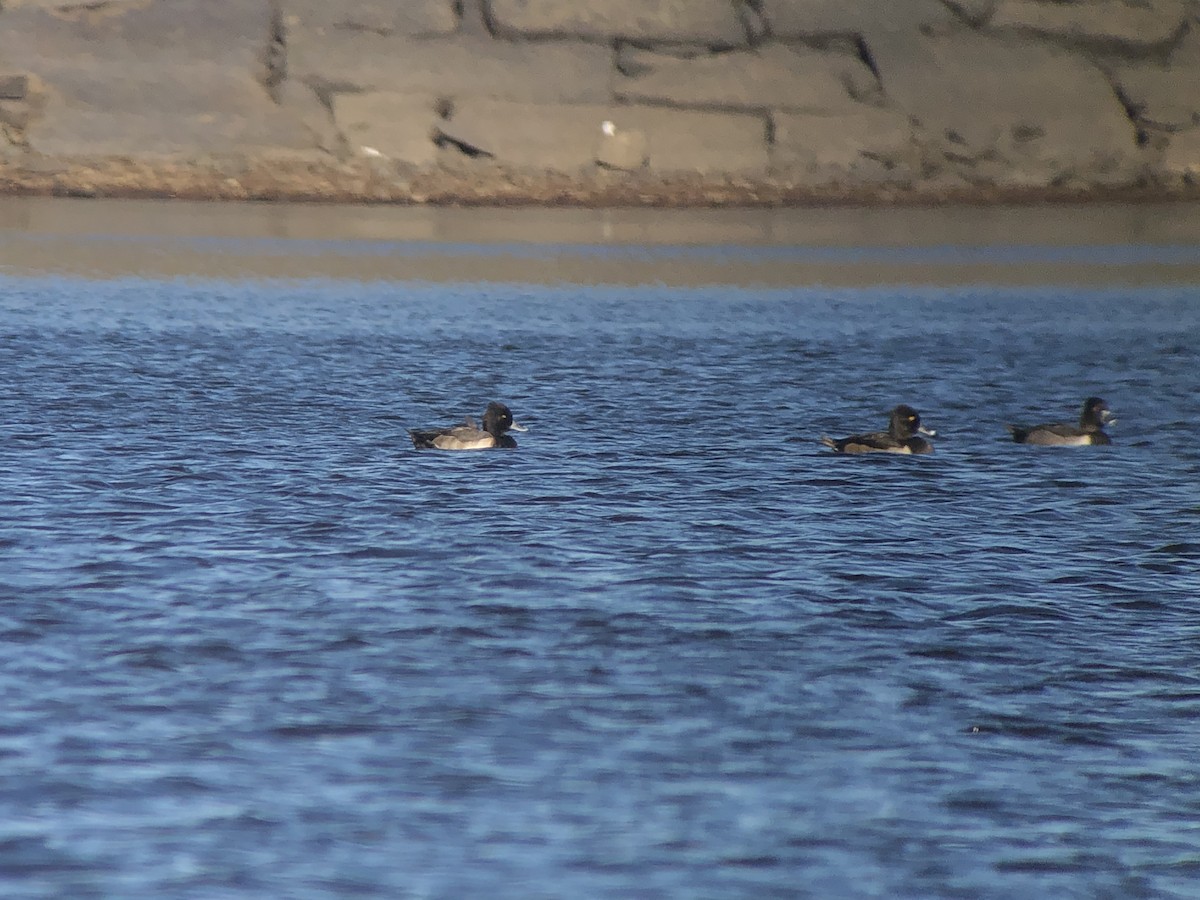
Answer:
918, 426, 937, 437
510, 421, 529, 432
1102, 413, 1116, 426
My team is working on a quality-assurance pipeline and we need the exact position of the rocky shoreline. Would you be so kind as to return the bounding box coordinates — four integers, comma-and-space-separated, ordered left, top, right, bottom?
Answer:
1, 1, 1199, 208
2, 157, 1198, 207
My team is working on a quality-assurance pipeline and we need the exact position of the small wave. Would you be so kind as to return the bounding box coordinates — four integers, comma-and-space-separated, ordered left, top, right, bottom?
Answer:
1151, 542, 1200, 557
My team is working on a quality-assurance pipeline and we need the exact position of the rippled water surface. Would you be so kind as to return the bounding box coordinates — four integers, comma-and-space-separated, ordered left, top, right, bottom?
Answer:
2, 208, 1200, 898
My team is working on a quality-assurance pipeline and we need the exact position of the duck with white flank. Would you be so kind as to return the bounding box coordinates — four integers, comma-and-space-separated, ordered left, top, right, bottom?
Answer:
410, 402, 527, 450
820, 405, 936, 455
1007, 397, 1114, 446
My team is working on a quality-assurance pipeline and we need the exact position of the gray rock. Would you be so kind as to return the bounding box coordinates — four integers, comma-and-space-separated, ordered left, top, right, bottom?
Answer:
989, 0, 1191, 49
0, 0, 277, 87
435, 100, 610, 171
288, 32, 612, 104
97, 0, 275, 57
0, 0, 1188, 196
597, 123, 649, 170
762, 0, 953, 37
1113, 27, 1200, 131
280, 0, 459, 37
606, 106, 770, 174
437, 101, 769, 173
772, 107, 921, 183
25, 68, 321, 159
615, 44, 875, 113
0, 1, 321, 160
942, 0, 1000, 27
277, 80, 344, 156
0, 76, 29, 101
2, 0, 146, 6
869, 31, 1141, 185
739, 3, 772, 45
1163, 127, 1200, 179
333, 91, 442, 166
0, 98, 32, 135
1116, 64, 1200, 131
484, 0, 749, 46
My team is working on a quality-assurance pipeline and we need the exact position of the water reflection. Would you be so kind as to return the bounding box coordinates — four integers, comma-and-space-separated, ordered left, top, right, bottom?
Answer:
1, 197, 1199, 286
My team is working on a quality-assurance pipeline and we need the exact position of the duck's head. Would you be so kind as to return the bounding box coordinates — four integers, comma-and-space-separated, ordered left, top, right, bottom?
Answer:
482, 402, 528, 437
889, 404, 936, 440
1081, 397, 1114, 429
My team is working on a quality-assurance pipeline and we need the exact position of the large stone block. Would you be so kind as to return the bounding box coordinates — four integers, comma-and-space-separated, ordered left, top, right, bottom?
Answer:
483, 0, 749, 46
0, 0, 314, 160
868, 32, 1140, 185
761, 0, 953, 37
596, 123, 648, 170
602, 106, 770, 174
0, 0, 315, 160
0, 0, 275, 69
3, 0, 153, 6
0, 76, 28, 101
989, 0, 1190, 49
941, 0, 1001, 27
288, 32, 612, 104
1115, 63, 1200, 132
435, 100, 769, 173
772, 107, 920, 183
435, 100, 614, 170
24, 67, 320, 159
0, 0, 279, 123
333, 91, 442, 165
280, 1, 459, 37
1112, 26, 1200, 131
276, 80, 343, 155
615, 44, 876, 113
1162, 127, 1200, 179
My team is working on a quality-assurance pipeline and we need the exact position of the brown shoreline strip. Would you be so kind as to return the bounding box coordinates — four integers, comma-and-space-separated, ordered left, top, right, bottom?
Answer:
2, 159, 1198, 208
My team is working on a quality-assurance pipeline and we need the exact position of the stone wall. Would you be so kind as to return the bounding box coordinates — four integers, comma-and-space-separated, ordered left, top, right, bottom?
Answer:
0, 0, 1198, 203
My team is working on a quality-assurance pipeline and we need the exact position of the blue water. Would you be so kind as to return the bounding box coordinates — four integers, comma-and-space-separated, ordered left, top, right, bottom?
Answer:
2, 269, 1199, 898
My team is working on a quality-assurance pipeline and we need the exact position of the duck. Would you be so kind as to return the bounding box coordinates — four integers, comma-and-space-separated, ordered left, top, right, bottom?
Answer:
410, 402, 527, 450
1007, 397, 1113, 446
820, 404, 935, 454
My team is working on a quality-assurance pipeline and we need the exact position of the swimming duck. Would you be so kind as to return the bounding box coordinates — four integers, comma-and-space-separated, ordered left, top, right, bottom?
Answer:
820, 404, 935, 454
410, 402, 527, 450
1007, 397, 1113, 446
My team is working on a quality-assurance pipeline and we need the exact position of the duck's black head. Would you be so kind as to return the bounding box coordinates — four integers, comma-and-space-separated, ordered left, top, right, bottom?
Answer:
481, 402, 527, 437
1081, 397, 1113, 430
888, 404, 923, 439
481, 402, 513, 436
